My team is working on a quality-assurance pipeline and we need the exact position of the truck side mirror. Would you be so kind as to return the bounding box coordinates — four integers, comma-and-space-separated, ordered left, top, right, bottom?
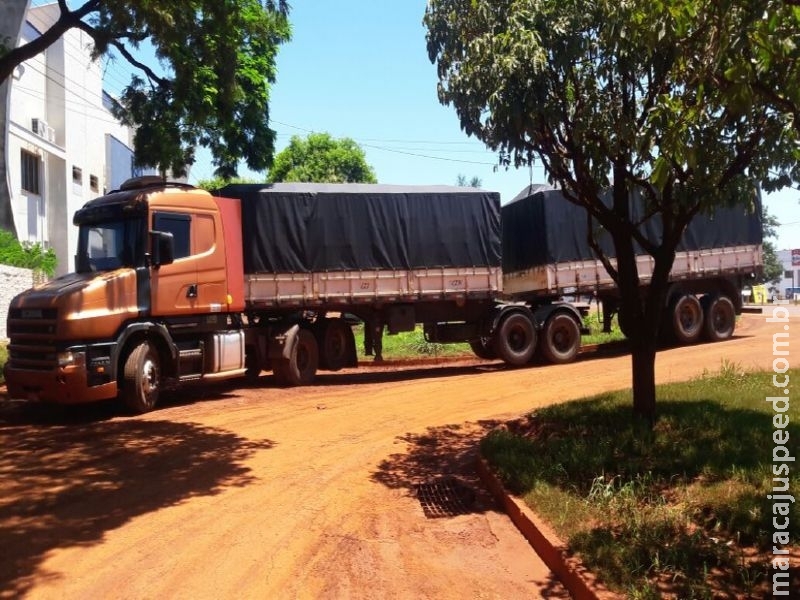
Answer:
150, 231, 175, 267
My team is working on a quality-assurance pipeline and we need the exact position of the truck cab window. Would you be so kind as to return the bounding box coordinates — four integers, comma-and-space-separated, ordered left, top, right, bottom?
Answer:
154, 212, 191, 260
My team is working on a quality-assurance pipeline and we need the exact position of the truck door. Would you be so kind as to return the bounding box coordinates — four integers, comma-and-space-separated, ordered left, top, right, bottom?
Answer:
150, 211, 196, 315
150, 210, 229, 316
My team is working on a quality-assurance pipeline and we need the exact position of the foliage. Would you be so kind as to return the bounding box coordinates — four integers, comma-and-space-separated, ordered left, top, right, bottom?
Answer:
455, 174, 482, 188
268, 133, 377, 183
425, 0, 799, 422
0, 229, 57, 276
760, 204, 783, 284
195, 176, 261, 192
0, 1, 291, 178
481, 367, 800, 597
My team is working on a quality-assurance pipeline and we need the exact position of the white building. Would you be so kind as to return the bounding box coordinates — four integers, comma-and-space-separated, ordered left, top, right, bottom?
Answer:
777, 249, 800, 299
6, 3, 138, 276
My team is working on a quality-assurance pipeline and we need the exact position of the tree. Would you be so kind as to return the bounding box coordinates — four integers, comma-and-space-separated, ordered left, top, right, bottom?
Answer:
760, 206, 783, 286
456, 174, 482, 188
268, 133, 377, 183
425, 0, 799, 423
195, 176, 260, 192
1, 0, 291, 178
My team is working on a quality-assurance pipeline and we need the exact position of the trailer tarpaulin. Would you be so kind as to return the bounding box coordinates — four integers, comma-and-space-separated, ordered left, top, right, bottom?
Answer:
503, 186, 762, 272
215, 183, 502, 274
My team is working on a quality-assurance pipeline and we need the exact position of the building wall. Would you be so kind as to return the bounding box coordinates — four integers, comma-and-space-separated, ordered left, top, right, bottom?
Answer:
0, 265, 35, 340
777, 249, 800, 299
6, 4, 136, 277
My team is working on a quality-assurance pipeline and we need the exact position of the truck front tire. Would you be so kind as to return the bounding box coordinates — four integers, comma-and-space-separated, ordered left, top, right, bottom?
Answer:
122, 341, 160, 413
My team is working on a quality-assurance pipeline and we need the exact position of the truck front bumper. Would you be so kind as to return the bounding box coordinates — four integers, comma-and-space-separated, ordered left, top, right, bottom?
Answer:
4, 363, 118, 405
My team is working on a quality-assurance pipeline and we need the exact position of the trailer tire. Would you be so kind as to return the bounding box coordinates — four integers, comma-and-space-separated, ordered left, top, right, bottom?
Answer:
670, 293, 704, 344
273, 329, 319, 386
539, 313, 581, 364
469, 337, 497, 360
320, 320, 351, 372
493, 313, 536, 366
121, 341, 160, 413
703, 295, 736, 342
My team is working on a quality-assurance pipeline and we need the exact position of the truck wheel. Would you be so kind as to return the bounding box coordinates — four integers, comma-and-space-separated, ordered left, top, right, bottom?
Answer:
273, 329, 319, 386
469, 337, 497, 360
670, 293, 704, 344
320, 320, 352, 371
703, 295, 735, 342
493, 313, 536, 366
122, 341, 160, 413
540, 313, 581, 364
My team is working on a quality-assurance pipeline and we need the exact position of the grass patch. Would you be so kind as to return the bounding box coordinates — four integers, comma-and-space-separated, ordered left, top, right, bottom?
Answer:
481, 365, 799, 598
581, 308, 627, 345
352, 325, 472, 360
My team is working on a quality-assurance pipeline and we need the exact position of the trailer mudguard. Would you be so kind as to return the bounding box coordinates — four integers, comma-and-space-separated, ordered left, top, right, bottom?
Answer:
267, 323, 301, 361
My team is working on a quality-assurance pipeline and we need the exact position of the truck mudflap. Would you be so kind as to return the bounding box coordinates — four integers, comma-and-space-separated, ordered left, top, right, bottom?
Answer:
4, 362, 118, 405
268, 323, 301, 361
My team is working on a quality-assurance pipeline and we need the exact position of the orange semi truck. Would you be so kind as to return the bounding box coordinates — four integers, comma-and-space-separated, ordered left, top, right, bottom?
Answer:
4, 178, 761, 413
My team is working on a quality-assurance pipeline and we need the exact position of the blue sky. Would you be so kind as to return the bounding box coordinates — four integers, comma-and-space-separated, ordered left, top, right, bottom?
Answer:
92, 0, 800, 250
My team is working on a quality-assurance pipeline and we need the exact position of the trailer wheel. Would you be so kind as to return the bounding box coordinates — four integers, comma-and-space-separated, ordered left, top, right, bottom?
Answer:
273, 329, 319, 386
121, 341, 160, 413
703, 295, 736, 342
493, 313, 536, 366
320, 320, 352, 371
469, 337, 497, 360
539, 313, 581, 364
670, 293, 704, 344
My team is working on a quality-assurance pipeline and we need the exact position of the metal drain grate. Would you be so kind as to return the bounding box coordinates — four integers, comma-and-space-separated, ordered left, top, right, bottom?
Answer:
416, 478, 475, 518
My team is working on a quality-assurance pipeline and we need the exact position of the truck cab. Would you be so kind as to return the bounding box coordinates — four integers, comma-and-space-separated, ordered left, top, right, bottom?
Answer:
4, 177, 246, 413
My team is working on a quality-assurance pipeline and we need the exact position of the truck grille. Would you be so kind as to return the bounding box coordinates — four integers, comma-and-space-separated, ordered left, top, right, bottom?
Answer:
7, 308, 59, 370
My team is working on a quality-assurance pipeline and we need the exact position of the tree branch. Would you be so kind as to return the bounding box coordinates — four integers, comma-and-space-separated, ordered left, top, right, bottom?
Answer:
0, 0, 99, 83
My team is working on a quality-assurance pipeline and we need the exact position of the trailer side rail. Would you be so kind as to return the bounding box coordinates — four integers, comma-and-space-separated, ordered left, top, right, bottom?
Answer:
246, 266, 503, 307
503, 244, 762, 298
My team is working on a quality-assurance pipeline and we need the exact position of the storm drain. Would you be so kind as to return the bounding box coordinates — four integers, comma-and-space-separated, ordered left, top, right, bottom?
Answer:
416, 477, 476, 518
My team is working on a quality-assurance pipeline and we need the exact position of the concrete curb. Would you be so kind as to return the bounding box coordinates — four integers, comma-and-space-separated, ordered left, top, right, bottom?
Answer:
476, 456, 622, 600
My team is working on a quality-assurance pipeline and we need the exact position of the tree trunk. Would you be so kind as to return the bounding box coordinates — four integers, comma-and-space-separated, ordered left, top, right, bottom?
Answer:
630, 336, 658, 426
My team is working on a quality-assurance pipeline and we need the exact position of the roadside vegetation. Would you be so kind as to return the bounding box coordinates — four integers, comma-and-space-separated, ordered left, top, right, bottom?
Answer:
0, 230, 57, 277
480, 364, 799, 598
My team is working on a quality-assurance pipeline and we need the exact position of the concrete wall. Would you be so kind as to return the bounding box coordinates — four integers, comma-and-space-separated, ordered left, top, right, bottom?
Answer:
0, 264, 35, 340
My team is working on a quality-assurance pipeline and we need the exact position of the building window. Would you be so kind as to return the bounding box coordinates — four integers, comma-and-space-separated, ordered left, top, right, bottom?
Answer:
90, 175, 99, 193
784, 271, 793, 279
72, 166, 83, 185
21, 150, 41, 195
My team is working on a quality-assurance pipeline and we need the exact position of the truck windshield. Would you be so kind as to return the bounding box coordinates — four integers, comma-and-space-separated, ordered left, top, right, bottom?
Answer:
76, 218, 145, 273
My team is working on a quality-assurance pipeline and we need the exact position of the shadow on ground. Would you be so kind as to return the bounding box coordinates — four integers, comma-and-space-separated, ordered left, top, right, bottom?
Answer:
371, 420, 505, 516
0, 416, 274, 597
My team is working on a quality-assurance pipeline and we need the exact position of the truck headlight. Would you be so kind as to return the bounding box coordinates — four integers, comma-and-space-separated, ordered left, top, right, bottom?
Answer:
57, 351, 85, 367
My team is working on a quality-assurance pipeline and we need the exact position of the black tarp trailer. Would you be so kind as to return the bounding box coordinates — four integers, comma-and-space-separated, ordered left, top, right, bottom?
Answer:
215, 183, 586, 384
502, 185, 763, 343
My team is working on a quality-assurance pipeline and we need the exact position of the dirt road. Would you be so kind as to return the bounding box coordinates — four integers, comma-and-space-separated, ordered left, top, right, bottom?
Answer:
0, 313, 783, 599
